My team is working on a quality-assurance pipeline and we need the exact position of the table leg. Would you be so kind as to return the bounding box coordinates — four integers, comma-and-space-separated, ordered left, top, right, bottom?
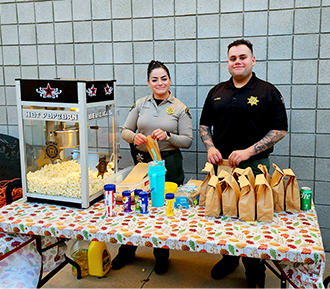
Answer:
262, 260, 288, 288
36, 237, 82, 288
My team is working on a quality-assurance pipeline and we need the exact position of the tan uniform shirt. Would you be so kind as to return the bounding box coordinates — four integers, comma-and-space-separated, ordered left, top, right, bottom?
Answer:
121, 92, 193, 152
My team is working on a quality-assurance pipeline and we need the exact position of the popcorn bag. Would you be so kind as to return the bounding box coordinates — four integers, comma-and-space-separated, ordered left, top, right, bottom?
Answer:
271, 164, 285, 212
205, 175, 222, 217
146, 135, 162, 163
258, 164, 271, 184
242, 167, 255, 190
218, 169, 230, 179
283, 168, 300, 213
216, 159, 233, 175
232, 167, 244, 181
255, 174, 274, 222
238, 175, 255, 222
221, 174, 240, 218
199, 162, 215, 206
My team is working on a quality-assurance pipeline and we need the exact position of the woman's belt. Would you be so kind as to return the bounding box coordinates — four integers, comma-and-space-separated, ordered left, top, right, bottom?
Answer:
161, 149, 180, 157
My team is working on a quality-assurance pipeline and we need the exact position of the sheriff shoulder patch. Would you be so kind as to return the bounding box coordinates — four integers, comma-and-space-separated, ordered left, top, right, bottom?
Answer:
130, 102, 136, 111
185, 107, 192, 119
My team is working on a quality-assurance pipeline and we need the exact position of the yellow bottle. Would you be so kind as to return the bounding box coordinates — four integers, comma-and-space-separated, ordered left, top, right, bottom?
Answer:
88, 241, 111, 277
166, 193, 175, 216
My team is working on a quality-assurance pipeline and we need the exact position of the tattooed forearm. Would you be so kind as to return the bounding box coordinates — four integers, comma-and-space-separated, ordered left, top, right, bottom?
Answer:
254, 130, 287, 154
199, 125, 215, 150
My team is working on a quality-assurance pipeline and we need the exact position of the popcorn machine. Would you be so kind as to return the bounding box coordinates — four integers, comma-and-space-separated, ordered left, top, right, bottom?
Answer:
16, 79, 119, 208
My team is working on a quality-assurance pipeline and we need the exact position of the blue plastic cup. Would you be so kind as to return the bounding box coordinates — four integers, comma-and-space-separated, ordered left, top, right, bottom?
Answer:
148, 160, 166, 207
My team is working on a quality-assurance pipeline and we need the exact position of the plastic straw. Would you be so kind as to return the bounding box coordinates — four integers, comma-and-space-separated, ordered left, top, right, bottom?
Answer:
151, 148, 158, 163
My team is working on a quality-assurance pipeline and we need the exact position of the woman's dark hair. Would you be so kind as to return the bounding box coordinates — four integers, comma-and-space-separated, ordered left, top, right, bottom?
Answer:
147, 60, 171, 80
227, 39, 253, 55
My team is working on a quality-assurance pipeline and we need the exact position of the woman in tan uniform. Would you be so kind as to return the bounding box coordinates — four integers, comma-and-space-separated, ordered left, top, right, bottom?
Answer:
112, 60, 193, 274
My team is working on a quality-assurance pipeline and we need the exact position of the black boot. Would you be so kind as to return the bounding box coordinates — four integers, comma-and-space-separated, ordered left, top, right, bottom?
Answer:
153, 247, 169, 274
211, 255, 240, 279
242, 257, 266, 288
111, 244, 137, 270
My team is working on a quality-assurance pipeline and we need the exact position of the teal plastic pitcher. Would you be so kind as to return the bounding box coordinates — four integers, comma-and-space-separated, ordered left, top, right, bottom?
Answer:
148, 160, 166, 207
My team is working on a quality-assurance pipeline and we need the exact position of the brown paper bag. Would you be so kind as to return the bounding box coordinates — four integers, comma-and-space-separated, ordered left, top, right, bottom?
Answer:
221, 174, 240, 218
218, 169, 230, 179
271, 164, 285, 212
199, 162, 215, 206
217, 159, 233, 175
232, 167, 244, 181
146, 135, 162, 162
205, 175, 222, 217
238, 175, 255, 221
255, 174, 274, 222
283, 168, 300, 213
233, 167, 255, 189
258, 164, 271, 184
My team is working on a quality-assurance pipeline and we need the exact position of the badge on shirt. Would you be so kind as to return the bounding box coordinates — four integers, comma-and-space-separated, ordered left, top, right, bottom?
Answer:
185, 108, 192, 119
247, 96, 259, 106
166, 107, 174, 115
130, 102, 136, 111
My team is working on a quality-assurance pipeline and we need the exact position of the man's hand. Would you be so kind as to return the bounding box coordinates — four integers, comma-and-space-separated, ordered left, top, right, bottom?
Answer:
207, 147, 223, 165
228, 147, 254, 167
134, 133, 148, 145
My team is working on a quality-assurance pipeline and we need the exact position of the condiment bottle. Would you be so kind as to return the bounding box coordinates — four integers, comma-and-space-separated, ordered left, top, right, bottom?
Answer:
122, 190, 132, 212
88, 241, 111, 277
139, 191, 148, 214
134, 189, 143, 212
165, 193, 175, 216
104, 184, 116, 217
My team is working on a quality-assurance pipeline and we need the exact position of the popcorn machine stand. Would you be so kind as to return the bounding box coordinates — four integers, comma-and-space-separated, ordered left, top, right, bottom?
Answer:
16, 79, 119, 208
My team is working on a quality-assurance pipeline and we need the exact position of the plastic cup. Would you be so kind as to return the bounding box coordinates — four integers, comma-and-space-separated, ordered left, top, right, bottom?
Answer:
165, 182, 178, 196
148, 160, 166, 207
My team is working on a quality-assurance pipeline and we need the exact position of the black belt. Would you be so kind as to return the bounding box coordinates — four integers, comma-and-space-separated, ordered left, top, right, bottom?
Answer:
161, 149, 180, 157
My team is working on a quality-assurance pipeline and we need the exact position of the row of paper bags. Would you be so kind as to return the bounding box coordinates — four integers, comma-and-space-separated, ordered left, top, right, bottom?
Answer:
199, 161, 301, 222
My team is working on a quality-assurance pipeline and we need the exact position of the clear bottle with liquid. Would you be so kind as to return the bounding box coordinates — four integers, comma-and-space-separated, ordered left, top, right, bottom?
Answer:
68, 239, 90, 278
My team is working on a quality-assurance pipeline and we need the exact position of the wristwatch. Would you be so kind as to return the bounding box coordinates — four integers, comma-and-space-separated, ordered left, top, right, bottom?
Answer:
165, 131, 171, 140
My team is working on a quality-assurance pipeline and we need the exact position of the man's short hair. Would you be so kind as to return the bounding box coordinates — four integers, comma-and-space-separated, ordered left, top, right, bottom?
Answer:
227, 39, 253, 55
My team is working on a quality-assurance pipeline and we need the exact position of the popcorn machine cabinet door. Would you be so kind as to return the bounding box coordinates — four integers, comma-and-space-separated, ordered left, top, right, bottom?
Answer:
16, 79, 119, 208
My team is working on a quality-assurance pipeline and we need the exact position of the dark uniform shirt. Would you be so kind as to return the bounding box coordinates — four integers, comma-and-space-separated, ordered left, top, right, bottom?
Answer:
200, 73, 288, 160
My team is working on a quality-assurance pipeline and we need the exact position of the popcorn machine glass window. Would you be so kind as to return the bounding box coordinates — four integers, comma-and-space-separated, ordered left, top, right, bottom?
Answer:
16, 79, 118, 208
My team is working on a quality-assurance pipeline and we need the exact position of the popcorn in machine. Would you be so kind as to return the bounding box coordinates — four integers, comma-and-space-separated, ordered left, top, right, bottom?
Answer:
16, 79, 119, 208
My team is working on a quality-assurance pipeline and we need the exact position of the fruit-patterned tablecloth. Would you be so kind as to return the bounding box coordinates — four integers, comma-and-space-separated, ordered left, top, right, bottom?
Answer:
0, 198, 325, 288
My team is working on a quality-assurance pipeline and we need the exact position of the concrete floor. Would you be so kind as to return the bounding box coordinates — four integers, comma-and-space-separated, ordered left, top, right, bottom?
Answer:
43, 244, 330, 288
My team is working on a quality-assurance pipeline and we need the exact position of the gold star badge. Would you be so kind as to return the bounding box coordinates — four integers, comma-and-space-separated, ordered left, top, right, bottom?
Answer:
42, 141, 62, 164
36, 150, 50, 169
96, 156, 109, 179
247, 96, 259, 106
166, 107, 174, 115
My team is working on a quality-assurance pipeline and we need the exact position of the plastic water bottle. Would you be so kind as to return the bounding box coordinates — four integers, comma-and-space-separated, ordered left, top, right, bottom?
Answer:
68, 239, 90, 277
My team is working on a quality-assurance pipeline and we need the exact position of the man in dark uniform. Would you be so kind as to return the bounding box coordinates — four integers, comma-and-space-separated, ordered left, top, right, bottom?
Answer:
199, 39, 288, 287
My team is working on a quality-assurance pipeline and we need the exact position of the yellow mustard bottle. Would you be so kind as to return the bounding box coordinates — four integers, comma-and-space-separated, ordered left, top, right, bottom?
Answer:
88, 241, 111, 277
165, 193, 175, 216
